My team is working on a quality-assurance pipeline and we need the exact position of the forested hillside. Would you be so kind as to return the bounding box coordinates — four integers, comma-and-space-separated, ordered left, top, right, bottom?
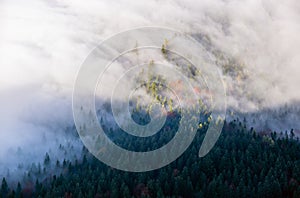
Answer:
1, 116, 300, 198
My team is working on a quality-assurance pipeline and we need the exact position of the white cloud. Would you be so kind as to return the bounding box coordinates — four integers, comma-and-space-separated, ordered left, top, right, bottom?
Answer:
0, 0, 300, 177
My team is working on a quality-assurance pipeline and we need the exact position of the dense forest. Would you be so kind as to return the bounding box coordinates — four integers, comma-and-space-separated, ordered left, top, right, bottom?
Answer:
2, 1, 300, 198
1, 112, 300, 198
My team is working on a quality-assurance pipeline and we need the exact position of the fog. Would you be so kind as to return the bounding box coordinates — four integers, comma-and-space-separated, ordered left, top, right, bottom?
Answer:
0, 0, 300, 179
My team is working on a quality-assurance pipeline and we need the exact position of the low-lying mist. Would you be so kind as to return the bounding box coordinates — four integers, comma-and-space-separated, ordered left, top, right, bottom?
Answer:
0, 0, 300, 180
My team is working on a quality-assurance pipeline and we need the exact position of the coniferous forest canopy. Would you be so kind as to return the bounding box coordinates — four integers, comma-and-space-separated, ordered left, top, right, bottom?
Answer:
1, 110, 300, 198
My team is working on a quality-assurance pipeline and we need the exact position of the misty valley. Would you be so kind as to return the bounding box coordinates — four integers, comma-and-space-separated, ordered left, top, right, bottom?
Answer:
1, 0, 300, 197
1, 104, 300, 197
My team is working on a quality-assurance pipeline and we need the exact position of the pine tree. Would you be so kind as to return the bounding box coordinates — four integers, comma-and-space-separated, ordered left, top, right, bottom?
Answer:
44, 153, 50, 166
1, 178, 8, 197
16, 182, 22, 198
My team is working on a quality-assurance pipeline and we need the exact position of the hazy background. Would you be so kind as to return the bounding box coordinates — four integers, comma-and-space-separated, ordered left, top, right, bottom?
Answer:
0, 0, 300, 179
